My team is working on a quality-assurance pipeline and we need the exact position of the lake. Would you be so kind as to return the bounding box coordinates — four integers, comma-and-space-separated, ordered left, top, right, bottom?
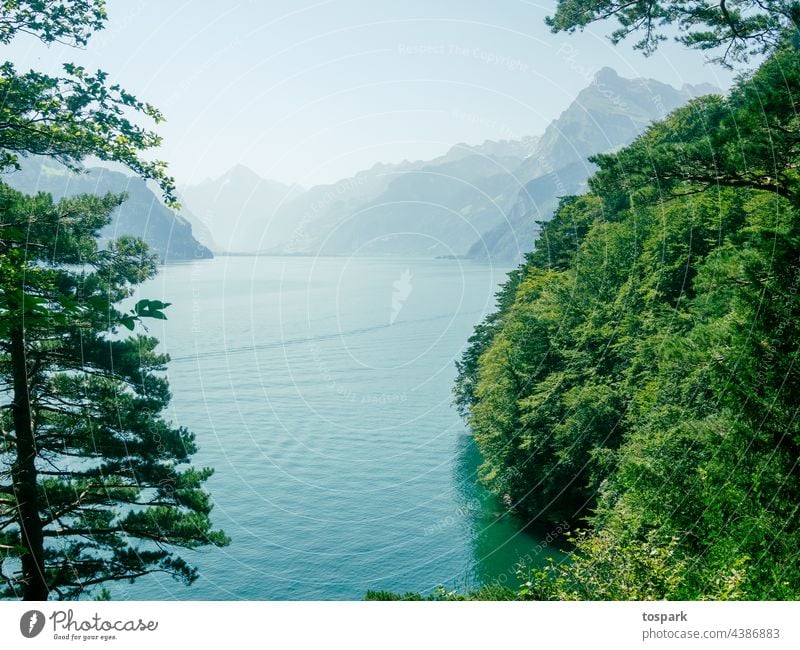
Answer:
114, 255, 554, 600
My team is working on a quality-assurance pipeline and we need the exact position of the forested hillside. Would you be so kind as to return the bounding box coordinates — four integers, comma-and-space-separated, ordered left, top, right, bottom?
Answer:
453, 42, 800, 600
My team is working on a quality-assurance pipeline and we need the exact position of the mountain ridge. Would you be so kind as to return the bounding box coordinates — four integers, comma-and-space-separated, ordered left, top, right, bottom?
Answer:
4, 157, 212, 262
182, 68, 721, 261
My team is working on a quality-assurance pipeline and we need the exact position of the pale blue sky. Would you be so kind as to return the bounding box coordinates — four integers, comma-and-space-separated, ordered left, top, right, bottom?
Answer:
6, 0, 737, 187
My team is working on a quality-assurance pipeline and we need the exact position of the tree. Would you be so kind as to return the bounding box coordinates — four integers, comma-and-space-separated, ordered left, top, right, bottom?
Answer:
588, 44, 800, 208
454, 265, 524, 417
0, 182, 229, 600
0, 0, 176, 203
0, 1, 106, 47
0, 1, 227, 600
546, 0, 800, 64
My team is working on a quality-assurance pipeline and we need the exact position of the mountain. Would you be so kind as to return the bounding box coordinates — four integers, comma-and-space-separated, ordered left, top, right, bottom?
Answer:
467, 160, 591, 260
141, 179, 219, 253
260, 159, 427, 254
258, 68, 718, 262
178, 165, 303, 253
518, 68, 710, 179
175, 202, 218, 253
4, 157, 212, 262
306, 140, 536, 257
472, 68, 721, 261
182, 68, 719, 262
256, 137, 538, 257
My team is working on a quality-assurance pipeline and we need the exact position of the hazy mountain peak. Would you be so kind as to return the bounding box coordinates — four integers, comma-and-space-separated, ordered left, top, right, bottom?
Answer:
180, 165, 306, 252
225, 163, 260, 178
681, 81, 723, 97
594, 66, 620, 83
440, 136, 539, 164
218, 163, 284, 190
467, 70, 724, 262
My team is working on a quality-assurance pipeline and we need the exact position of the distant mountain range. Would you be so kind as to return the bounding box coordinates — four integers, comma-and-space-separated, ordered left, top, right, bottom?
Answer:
3, 157, 212, 262
4, 68, 717, 266
180, 68, 720, 262
180, 68, 718, 263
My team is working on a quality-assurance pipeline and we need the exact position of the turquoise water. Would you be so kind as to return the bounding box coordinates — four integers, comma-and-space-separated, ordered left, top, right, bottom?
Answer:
114, 256, 553, 600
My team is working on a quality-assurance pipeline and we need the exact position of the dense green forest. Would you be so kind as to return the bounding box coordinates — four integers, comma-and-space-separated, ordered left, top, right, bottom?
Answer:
368, 4, 800, 601
446, 39, 800, 600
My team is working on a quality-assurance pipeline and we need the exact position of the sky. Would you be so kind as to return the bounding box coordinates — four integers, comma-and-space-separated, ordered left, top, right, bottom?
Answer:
5, 0, 738, 188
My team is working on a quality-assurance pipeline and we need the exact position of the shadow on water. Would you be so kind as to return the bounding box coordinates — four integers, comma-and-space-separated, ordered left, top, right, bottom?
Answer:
451, 433, 569, 593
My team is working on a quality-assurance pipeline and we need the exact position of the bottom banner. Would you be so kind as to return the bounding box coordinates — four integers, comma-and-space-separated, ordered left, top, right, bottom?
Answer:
0, 601, 797, 649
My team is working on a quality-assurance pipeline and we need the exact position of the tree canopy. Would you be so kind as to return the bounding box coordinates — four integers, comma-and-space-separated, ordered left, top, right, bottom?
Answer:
0, 0, 225, 600
0, 1, 106, 47
0, 182, 229, 599
547, 0, 800, 64
0, 0, 176, 204
454, 42, 800, 599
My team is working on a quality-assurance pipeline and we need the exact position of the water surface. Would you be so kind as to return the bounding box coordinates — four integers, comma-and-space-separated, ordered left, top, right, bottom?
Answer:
115, 255, 555, 600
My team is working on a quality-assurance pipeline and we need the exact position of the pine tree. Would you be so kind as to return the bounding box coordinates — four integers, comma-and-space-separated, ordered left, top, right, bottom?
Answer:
0, 183, 228, 600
